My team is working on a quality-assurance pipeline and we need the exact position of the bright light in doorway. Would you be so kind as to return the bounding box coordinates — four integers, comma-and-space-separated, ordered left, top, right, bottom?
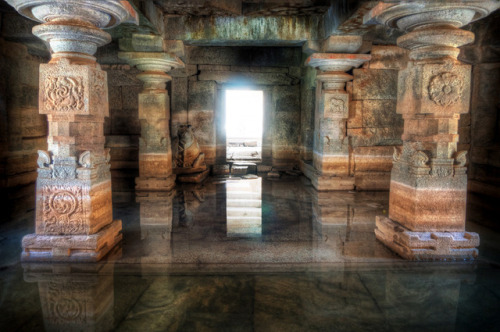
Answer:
226, 89, 264, 161
226, 90, 263, 138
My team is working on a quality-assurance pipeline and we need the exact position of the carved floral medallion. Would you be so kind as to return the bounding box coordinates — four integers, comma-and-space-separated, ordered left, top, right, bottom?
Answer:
428, 72, 464, 107
42, 185, 85, 234
44, 76, 85, 112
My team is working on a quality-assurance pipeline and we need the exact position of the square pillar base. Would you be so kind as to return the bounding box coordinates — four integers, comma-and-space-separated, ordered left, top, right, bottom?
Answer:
375, 216, 479, 261
135, 174, 176, 191
21, 219, 122, 262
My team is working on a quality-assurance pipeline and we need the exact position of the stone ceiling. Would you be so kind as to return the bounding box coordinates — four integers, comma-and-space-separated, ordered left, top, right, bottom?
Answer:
151, 0, 333, 16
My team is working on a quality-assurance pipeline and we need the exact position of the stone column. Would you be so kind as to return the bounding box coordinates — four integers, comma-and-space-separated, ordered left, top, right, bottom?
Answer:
5, 0, 136, 261
366, 1, 500, 260
119, 36, 184, 192
305, 36, 371, 190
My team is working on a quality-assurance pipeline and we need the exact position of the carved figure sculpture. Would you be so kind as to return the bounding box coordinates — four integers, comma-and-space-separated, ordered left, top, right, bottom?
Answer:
176, 125, 205, 169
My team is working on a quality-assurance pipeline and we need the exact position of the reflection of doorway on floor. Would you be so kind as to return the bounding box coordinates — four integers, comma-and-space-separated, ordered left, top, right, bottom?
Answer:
226, 89, 263, 161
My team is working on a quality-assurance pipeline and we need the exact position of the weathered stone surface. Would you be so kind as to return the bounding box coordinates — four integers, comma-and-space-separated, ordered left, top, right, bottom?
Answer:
352, 68, 398, 100
22, 219, 122, 262
349, 127, 403, 147
187, 46, 302, 67
164, 15, 320, 45
367, 46, 408, 70
375, 216, 479, 261
353, 146, 395, 172
362, 100, 401, 128
355, 172, 391, 190
198, 70, 294, 85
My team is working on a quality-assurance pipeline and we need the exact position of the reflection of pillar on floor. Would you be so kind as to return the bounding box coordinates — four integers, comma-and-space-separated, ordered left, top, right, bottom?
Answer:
6, 0, 136, 262
119, 35, 184, 192
305, 36, 371, 191
380, 267, 474, 330
23, 258, 119, 331
366, 1, 500, 260
311, 191, 350, 262
136, 191, 174, 264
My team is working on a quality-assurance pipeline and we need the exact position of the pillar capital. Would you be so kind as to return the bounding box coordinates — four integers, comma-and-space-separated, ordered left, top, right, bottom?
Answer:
366, 1, 500, 60
118, 51, 184, 90
7, 0, 137, 62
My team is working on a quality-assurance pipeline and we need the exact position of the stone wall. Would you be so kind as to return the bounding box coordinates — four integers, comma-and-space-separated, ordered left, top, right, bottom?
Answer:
460, 11, 500, 230
0, 7, 48, 222
176, 46, 303, 168
349, 45, 405, 190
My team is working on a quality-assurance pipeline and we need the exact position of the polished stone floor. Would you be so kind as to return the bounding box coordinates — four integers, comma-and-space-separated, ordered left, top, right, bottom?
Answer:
1, 176, 500, 331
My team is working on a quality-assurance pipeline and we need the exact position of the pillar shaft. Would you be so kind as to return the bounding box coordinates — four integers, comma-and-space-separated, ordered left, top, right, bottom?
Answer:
5, 0, 135, 261
367, 0, 500, 260
306, 42, 371, 191
119, 47, 184, 192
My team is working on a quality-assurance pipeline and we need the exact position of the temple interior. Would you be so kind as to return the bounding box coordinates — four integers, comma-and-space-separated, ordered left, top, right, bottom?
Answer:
1, 0, 500, 330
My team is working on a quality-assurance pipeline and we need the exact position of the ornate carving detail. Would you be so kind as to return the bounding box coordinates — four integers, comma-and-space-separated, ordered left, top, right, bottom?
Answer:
44, 76, 84, 112
428, 72, 464, 107
42, 185, 85, 234
393, 146, 401, 162
78, 151, 93, 168
37, 150, 51, 168
411, 151, 429, 167
104, 148, 111, 164
431, 166, 453, 178
53, 165, 77, 180
327, 97, 346, 117
455, 150, 467, 167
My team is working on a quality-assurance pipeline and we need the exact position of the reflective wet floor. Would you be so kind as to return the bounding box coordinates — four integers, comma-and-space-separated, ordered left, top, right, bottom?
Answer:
1, 176, 500, 331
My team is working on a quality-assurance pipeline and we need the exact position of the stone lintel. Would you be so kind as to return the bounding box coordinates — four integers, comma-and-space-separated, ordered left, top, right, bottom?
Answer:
375, 216, 479, 261
22, 219, 122, 262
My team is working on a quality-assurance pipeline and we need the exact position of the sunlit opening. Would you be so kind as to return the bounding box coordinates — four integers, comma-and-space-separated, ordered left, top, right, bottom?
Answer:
226, 89, 263, 161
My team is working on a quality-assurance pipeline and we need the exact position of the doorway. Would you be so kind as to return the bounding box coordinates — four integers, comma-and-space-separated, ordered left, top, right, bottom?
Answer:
225, 89, 264, 161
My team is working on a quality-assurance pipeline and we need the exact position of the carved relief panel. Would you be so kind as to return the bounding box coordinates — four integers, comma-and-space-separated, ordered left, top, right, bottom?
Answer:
420, 64, 471, 115
321, 93, 349, 119
39, 61, 108, 117
37, 185, 89, 235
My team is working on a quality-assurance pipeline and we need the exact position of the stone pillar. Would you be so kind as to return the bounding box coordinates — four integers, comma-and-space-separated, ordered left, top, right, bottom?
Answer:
366, 1, 500, 260
119, 36, 184, 192
5, 0, 136, 261
305, 36, 371, 190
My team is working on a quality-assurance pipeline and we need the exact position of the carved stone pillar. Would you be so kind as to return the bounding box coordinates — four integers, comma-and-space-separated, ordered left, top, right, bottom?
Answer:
306, 36, 370, 190
5, 0, 136, 261
366, 1, 500, 260
119, 36, 184, 192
